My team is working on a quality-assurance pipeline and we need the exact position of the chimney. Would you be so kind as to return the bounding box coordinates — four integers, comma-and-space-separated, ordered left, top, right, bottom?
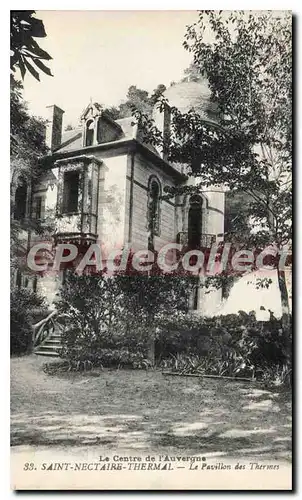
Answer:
45, 105, 65, 151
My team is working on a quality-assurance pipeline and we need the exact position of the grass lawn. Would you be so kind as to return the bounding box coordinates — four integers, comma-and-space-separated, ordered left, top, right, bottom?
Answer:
11, 355, 291, 462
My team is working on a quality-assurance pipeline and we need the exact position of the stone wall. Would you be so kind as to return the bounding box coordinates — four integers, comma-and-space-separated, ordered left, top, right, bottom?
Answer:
95, 152, 128, 252
126, 151, 177, 252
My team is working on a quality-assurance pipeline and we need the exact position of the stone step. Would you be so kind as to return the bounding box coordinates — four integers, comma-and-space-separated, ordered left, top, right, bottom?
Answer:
34, 325, 63, 357
42, 345, 62, 351
44, 339, 61, 345
34, 350, 60, 357
38, 344, 62, 350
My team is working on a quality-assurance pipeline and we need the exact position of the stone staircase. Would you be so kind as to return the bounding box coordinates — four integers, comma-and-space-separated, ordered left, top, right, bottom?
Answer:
34, 328, 62, 357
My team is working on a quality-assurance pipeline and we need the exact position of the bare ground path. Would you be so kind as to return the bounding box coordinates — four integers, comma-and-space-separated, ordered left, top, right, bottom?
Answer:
11, 355, 291, 462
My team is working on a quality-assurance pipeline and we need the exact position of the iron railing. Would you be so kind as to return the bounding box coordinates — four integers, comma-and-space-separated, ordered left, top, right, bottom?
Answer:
176, 232, 216, 248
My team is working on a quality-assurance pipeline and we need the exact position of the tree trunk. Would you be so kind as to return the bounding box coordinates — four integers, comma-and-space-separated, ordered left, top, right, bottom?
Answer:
276, 264, 291, 360
277, 265, 290, 322
147, 327, 155, 366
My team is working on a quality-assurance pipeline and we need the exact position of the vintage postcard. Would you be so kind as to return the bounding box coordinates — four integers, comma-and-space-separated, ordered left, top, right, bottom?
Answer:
10, 9, 292, 490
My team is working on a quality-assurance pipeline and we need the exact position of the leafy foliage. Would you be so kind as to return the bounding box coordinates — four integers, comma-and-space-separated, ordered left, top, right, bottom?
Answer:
10, 11, 53, 242
10, 11, 52, 81
182, 61, 203, 82
114, 273, 192, 323
11, 287, 47, 355
59, 348, 152, 371
10, 80, 48, 181
10, 78, 56, 274
132, 11, 292, 326
158, 311, 291, 384
182, 12, 292, 248
54, 271, 291, 385
10, 12, 55, 275
56, 272, 125, 338
141, 12, 292, 246
56, 271, 194, 368
106, 84, 166, 120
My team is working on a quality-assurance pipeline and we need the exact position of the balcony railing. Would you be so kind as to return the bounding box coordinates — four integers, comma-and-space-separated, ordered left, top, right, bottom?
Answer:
176, 232, 217, 249
54, 232, 98, 245
54, 213, 98, 244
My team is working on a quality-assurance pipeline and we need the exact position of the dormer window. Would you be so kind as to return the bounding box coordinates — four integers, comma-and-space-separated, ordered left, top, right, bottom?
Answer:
81, 102, 103, 148
81, 102, 123, 147
85, 119, 94, 147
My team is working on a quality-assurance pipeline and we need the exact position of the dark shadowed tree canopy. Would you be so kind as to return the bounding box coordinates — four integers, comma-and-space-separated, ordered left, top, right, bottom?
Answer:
10, 13, 54, 270
10, 10, 53, 81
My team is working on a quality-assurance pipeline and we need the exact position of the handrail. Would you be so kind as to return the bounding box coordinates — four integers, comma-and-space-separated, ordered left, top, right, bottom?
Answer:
32, 310, 57, 331
32, 310, 57, 347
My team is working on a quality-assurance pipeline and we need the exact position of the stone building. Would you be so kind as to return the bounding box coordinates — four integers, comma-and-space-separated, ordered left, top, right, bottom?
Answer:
13, 80, 225, 315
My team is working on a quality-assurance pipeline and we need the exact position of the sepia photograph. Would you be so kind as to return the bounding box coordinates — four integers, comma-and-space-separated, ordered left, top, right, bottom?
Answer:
10, 9, 292, 490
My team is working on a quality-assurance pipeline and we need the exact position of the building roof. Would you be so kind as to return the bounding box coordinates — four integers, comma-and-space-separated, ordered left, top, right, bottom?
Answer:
49, 81, 220, 182
56, 77, 220, 156
56, 116, 137, 154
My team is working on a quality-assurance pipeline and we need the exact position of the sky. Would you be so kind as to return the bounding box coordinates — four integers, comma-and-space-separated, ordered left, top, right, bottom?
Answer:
22, 10, 198, 128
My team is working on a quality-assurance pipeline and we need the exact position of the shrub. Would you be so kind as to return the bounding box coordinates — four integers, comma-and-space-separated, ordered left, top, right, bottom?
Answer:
59, 345, 151, 370
56, 273, 129, 365
55, 271, 291, 384
11, 286, 47, 355
258, 363, 292, 388
157, 312, 291, 382
81, 348, 152, 370
43, 349, 151, 372
57, 271, 193, 367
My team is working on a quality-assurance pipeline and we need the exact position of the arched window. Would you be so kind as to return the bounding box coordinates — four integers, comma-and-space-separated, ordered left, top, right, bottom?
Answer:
14, 179, 27, 220
188, 195, 203, 249
85, 119, 94, 147
147, 176, 161, 250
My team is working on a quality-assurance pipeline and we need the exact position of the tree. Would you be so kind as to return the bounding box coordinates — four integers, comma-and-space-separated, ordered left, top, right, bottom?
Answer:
114, 272, 192, 364
134, 11, 292, 332
10, 78, 56, 277
105, 84, 166, 120
10, 10, 52, 81
10, 79, 48, 187
184, 11, 292, 329
56, 267, 193, 366
182, 61, 202, 82
10, 11, 52, 189
11, 12, 54, 279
